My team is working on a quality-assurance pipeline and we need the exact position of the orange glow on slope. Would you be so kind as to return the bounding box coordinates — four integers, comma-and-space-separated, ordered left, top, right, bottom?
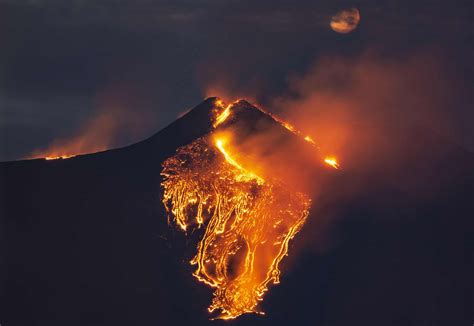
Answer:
324, 157, 340, 169
214, 136, 264, 184
280, 120, 297, 133
44, 154, 76, 160
212, 99, 233, 128
213, 98, 340, 169
31, 114, 114, 160
30, 82, 150, 161
304, 135, 316, 145
161, 136, 310, 319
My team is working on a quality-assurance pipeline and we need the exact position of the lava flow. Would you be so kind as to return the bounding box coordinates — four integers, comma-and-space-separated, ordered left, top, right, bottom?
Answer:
161, 99, 337, 319
324, 157, 340, 169
44, 154, 76, 160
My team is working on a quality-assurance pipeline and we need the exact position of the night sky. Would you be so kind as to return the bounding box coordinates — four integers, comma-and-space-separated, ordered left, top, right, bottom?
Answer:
1, 0, 473, 161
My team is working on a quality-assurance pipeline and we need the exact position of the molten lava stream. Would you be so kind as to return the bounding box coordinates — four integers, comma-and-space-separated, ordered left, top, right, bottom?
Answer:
161, 98, 340, 319
44, 154, 76, 160
324, 157, 339, 169
161, 135, 310, 319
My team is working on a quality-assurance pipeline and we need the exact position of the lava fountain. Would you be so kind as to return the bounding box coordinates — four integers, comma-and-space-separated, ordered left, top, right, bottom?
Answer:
161, 98, 337, 319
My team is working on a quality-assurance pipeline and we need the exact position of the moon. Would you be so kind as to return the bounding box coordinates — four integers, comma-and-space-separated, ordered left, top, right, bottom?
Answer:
330, 8, 360, 34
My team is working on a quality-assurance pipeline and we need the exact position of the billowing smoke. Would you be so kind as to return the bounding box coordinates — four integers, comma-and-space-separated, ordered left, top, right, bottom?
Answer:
203, 50, 472, 174
271, 52, 471, 169
268, 51, 474, 256
201, 50, 473, 256
30, 82, 153, 159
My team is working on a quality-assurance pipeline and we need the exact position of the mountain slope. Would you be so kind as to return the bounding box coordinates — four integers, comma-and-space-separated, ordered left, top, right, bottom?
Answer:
0, 98, 472, 326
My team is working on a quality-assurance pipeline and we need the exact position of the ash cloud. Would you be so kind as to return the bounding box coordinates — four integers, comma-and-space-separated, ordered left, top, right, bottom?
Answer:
206, 50, 474, 257
271, 51, 473, 167
265, 51, 474, 258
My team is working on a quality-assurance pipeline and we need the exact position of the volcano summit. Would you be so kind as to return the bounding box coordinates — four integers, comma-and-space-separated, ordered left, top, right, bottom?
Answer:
160, 99, 333, 319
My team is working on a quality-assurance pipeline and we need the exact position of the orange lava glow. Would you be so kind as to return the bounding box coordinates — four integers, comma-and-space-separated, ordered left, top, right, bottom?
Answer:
44, 154, 76, 160
215, 136, 264, 184
324, 157, 340, 169
212, 99, 238, 128
161, 136, 310, 319
304, 135, 317, 145
161, 98, 338, 319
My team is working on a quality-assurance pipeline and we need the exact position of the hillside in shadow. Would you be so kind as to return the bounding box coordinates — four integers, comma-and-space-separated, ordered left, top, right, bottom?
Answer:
0, 98, 472, 326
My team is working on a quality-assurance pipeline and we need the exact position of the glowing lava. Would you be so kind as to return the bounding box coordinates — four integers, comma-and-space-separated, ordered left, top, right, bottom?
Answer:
213, 100, 233, 128
215, 136, 264, 184
161, 136, 310, 319
44, 155, 76, 160
161, 98, 339, 319
324, 157, 340, 169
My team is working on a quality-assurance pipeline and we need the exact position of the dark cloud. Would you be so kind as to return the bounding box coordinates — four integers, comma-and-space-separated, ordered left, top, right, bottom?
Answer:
0, 0, 472, 160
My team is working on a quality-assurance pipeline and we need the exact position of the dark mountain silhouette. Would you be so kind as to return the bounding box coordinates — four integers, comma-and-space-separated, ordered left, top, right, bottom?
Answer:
1, 98, 472, 326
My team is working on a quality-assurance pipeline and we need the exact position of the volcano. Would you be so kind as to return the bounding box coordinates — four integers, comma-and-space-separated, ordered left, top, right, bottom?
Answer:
1, 98, 473, 326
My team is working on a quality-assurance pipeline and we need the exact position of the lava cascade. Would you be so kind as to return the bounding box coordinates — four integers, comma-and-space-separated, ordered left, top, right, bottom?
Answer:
161, 99, 334, 319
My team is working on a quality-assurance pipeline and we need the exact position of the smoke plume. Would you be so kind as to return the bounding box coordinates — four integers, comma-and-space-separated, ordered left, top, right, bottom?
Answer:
30, 82, 153, 159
